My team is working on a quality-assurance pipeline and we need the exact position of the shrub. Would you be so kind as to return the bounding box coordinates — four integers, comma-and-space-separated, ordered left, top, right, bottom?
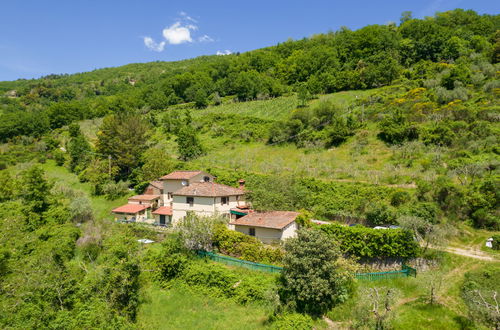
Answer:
270, 313, 313, 330
401, 202, 439, 224
390, 191, 411, 206
492, 235, 500, 250
145, 236, 189, 285
365, 203, 397, 226
101, 181, 129, 200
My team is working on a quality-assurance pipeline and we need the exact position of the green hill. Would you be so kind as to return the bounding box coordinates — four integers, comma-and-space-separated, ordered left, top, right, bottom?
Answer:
0, 8, 499, 330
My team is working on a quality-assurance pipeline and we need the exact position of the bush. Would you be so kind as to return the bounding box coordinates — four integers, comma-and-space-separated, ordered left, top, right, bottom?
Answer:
318, 223, 420, 258
391, 191, 411, 207
52, 149, 66, 166
145, 236, 189, 285
101, 181, 129, 200
181, 260, 274, 304
270, 313, 313, 330
365, 203, 397, 226
401, 202, 439, 224
492, 235, 500, 250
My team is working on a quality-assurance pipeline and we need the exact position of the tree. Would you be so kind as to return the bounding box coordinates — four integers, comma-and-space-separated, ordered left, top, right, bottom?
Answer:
397, 216, 451, 253
297, 83, 312, 107
139, 147, 179, 182
21, 166, 53, 230
277, 229, 355, 316
176, 126, 204, 161
96, 113, 150, 179
354, 287, 400, 330
176, 213, 227, 251
22, 166, 52, 214
0, 171, 16, 202
66, 123, 91, 172
400, 11, 412, 25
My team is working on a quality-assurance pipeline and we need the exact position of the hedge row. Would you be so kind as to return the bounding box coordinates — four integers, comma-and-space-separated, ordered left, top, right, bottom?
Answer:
318, 224, 419, 259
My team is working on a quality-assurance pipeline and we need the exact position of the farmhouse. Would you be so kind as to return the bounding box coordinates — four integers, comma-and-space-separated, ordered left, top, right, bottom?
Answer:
229, 211, 299, 244
112, 170, 247, 226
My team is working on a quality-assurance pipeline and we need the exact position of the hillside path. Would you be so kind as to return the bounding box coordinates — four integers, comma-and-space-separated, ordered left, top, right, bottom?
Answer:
439, 246, 497, 261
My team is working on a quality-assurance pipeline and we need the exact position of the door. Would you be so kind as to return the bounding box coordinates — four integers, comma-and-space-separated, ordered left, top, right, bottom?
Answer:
159, 214, 166, 225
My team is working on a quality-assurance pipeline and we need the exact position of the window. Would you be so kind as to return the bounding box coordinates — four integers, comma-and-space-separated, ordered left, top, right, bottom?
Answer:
249, 228, 256, 236
221, 196, 228, 205
236, 195, 240, 202
167, 192, 172, 200
203, 176, 210, 182
187, 197, 194, 206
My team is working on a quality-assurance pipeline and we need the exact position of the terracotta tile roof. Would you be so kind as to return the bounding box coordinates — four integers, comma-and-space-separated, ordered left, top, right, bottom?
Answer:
149, 181, 163, 190
152, 206, 173, 216
229, 211, 299, 230
160, 171, 203, 180
112, 204, 149, 214
128, 194, 161, 201
173, 182, 245, 197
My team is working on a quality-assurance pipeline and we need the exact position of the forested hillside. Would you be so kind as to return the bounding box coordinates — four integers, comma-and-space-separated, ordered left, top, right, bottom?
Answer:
0, 8, 499, 329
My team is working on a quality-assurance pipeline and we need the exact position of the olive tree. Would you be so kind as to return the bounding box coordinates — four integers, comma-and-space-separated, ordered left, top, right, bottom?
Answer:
176, 213, 227, 251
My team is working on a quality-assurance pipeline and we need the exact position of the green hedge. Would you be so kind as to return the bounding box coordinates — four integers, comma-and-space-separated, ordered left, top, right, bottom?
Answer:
318, 224, 419, 258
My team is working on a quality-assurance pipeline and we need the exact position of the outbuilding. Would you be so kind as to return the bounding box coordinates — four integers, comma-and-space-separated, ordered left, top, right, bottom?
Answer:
112, 204, 150, 222
229, 211, 299, 244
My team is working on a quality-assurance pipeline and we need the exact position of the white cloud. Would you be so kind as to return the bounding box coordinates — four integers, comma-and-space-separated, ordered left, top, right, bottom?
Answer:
143, 37, 166, 52
143, 12, 215, 51
216, 50, 232, 56
199, 34, 214, 42
162, 22, 195, 45
180, 11, 197, 23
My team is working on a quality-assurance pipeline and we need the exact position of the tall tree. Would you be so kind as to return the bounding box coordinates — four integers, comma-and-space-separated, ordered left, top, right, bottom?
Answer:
96, 113, 150, 179
277, 229, 355, 316
176, 126, 204, 161
67, 123, 91, 172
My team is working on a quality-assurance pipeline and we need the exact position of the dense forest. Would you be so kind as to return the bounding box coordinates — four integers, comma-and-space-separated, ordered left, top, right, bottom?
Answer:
0, 9, 499, 329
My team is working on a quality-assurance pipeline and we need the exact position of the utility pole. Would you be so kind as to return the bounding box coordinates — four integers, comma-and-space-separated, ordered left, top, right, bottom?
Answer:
108, 155, 112, 178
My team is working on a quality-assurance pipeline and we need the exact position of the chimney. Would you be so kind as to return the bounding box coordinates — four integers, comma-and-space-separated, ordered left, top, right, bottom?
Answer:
238, 179, 246, 189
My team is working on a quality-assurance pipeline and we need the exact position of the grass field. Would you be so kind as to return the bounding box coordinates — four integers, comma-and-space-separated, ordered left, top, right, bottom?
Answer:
136, 284, 271, 330
328, 252, 493, 329
35, 160, 130, 220
194, 94, 298, 120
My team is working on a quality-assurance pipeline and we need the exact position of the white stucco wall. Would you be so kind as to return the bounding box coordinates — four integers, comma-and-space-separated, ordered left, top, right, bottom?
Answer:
232, 221, 297, 244
281, 222, 298, 240
171, 194, 242, 224
232, 225, 282, 244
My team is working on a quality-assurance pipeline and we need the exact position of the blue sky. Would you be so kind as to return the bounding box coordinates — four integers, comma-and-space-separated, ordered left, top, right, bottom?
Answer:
0, 0, 498, 81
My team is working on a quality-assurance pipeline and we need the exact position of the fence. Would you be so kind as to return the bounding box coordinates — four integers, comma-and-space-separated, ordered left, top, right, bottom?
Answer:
197, 250, 417, 279
355, 264, 417, 281
197, 251, 283, 274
